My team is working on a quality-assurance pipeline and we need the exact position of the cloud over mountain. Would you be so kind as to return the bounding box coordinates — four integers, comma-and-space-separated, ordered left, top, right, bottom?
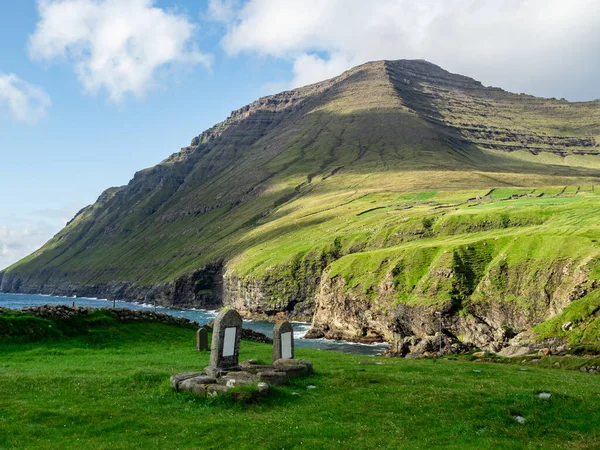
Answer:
213, 0, 600, 100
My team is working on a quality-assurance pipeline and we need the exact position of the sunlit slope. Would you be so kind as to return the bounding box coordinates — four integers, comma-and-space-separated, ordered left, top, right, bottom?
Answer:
1, 60, 599, 315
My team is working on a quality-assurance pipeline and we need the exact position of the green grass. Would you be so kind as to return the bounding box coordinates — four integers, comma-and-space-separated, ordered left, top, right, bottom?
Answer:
1, 322, 600, 449
534, 290, 600, 343
320, 193, 600, 314
0, 309, 119, 344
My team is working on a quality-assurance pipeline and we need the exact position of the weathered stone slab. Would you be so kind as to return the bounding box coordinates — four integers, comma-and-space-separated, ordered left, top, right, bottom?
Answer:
238, 364, 279, 375
273, 363, 308, 378
196, 327, 209, 351
274, 358, 314, 376
239, 359, 258, 368
272, 321, 294, 363
209, 309, 243, 371
207, 384, 231, 396
258, 370, 287, 386
170, 372, 205, 391
497, 346, 533, 357
218, 371, 258, 387
179, 376, 217, 396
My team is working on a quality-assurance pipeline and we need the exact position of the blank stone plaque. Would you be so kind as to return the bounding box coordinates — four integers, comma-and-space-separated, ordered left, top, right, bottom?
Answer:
272, 320, 294, 363
208, 309, 242, 374
281, 332, 293, 359
223, 327, 236, 357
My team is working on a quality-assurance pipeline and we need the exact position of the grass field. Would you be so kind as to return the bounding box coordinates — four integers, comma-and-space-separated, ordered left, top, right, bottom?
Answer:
1, 320, 600, 449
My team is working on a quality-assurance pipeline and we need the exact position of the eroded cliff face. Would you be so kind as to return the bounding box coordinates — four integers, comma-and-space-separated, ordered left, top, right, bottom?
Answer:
221, 271, 314, 321
306, 254, 599, 353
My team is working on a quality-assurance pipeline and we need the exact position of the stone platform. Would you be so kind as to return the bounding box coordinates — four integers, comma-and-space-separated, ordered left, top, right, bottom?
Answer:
170, 358, 313, 397
171, 310, 312, 399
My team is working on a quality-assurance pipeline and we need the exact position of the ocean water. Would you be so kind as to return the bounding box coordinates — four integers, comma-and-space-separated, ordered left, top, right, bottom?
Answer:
0, 293, 388, 356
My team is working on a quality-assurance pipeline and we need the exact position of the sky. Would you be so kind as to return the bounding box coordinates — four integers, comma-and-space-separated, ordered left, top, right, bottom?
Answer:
1, 0, 599, 270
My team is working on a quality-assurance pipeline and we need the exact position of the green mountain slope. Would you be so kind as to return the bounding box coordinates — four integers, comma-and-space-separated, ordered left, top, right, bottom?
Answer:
2, 60, 600, 351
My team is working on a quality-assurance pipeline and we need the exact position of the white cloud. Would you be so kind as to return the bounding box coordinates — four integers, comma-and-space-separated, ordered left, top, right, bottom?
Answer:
0, 204, 83, 271
291, 53, 353, 89
216, 0, 600, 100
29, 0, 213, 102
207, 0, 241, 23
0, 221, 55, 270
0, 74, 51, 123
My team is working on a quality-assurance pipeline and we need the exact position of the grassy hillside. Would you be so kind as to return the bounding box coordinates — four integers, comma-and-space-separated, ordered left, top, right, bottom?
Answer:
1, 59, 599, 347
325, 191, 600, 305
1, 320, 600, 449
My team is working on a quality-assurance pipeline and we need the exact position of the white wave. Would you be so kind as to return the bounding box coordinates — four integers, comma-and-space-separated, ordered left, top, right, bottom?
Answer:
135, 303, 153, 308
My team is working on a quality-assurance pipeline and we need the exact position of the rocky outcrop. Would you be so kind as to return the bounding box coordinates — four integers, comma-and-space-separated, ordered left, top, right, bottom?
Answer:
307, 251, 599, 353
222, 273, 316, 322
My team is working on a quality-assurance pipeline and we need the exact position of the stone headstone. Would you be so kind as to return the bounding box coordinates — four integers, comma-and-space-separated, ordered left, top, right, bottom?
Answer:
196, 327, 209, 351
208, 309, 242, 374
272, 320, 294, 363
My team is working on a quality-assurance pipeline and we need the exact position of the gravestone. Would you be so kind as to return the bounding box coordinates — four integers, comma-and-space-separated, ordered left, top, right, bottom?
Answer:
207, 309, 242, 376
196, 327, 209, 351
272, 320, 294, 363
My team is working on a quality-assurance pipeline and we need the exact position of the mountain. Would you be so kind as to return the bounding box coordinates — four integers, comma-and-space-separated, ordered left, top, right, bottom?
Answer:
2, 59, 600, 352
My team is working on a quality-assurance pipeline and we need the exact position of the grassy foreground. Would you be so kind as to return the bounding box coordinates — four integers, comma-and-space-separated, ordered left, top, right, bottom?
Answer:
1, 321, 599, 449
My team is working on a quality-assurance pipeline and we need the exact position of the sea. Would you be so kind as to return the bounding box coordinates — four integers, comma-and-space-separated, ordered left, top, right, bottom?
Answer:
0, 293, 388, 356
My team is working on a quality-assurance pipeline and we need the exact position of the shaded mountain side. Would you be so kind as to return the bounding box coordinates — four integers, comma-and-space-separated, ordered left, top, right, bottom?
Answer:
2, 59, 600, 350
386, 60, 600, 156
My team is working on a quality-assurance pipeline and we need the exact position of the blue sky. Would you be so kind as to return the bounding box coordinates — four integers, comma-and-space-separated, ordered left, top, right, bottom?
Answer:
1, 0, 599, 269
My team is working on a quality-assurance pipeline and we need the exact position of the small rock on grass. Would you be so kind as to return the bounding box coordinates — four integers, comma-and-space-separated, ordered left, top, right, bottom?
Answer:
539, 393, 551, 399
257, 382, 269, 396
473, 370, 481, 373
307, 385, 317, 389
515, 416, 526, 424
519, 368, 527, 371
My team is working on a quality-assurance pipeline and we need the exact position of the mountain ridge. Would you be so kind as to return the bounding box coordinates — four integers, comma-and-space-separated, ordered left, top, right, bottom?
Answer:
2, 59, 600, 353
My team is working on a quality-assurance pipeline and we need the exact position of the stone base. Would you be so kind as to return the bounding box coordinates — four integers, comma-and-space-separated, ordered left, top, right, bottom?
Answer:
204, 365, 241, 378
169, 372, 205, 390
170, 359, 313, 398
273, 358, 314, 378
